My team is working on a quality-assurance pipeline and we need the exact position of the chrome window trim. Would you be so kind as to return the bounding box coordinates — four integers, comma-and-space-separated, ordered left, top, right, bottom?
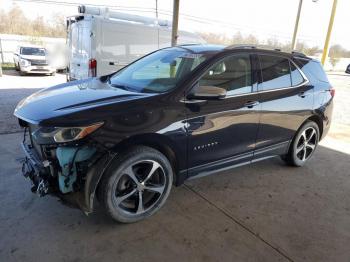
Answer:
184, 78, 309, 102
256, 79, 309, 94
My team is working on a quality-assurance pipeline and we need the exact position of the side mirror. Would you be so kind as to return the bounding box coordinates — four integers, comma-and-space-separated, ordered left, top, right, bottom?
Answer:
188, 84, 226, 100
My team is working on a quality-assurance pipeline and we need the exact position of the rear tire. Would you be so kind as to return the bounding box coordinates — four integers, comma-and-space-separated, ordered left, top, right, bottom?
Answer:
99, 146, 173, 223
283, 121, 319, 167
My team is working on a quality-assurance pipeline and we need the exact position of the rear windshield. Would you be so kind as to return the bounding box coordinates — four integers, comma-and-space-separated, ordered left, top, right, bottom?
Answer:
294, 58, 329, 83
21, 47, 46, 56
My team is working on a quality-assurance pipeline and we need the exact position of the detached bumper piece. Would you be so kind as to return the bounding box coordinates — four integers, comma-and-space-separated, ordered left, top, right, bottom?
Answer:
21, 142, 51, 196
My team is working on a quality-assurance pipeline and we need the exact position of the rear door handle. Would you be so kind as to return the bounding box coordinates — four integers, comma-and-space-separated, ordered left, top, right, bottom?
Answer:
298, 91, 310, 98
244, 101, 259, 108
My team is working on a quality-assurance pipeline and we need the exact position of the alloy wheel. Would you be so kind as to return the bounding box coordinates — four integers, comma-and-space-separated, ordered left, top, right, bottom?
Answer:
295, 127, 317, 162
111, 160, 166, 216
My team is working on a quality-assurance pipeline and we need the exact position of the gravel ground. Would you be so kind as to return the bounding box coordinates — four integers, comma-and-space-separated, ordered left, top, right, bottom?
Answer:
0, 70, 349, 134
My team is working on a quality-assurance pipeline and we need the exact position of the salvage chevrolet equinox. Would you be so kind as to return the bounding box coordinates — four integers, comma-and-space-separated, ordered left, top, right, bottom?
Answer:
14, 45, 334, 223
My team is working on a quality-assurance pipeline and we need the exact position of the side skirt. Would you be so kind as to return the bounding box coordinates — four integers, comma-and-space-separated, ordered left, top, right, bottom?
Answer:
183, 140, 291, 183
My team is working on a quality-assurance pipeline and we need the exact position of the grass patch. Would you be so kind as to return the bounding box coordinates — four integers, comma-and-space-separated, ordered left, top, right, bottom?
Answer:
1, 63, 15, 70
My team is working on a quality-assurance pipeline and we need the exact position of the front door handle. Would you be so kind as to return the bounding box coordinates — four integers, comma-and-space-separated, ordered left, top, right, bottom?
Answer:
244, 101, 259, 108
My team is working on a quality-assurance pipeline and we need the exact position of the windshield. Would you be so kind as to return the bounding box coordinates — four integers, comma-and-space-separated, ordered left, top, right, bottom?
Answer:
21, 47, 46, 56
109, 49, 210, 93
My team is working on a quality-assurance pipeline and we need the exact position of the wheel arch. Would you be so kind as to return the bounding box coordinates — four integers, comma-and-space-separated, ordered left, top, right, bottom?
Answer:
306, 114, 323, 139
83, 133, 185, 214
110, 133, 182, 183
285, 114, 324, 157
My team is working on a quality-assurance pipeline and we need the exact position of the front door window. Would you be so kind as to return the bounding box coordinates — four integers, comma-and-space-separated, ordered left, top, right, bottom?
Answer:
198, 53, 252, 96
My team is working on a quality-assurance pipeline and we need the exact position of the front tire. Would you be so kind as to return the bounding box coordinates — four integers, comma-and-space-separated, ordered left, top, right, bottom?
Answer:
283, 121, 319, 167
99, 146, 173, 223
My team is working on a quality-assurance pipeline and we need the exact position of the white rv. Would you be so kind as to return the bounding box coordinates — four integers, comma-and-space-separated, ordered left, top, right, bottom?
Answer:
67, 5, 205, 81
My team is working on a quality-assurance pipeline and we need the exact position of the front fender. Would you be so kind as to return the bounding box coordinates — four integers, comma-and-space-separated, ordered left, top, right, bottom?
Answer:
82, 152, 117, 214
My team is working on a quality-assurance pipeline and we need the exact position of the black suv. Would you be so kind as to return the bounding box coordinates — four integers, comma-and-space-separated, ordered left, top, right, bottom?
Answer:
14, 45, 334, 223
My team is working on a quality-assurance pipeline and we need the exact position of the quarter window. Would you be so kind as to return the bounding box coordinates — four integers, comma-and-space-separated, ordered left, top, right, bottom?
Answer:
259, 55, 291, 90
290, 62, 304, 86
198, 54, 252, 96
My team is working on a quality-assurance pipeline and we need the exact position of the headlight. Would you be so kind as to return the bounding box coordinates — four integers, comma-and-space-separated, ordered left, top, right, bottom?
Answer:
20, 58, 31, 67
32, 122, 103, 144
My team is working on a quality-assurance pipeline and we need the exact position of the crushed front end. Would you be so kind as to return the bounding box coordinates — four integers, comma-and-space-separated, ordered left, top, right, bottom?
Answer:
19, 120, 113, 213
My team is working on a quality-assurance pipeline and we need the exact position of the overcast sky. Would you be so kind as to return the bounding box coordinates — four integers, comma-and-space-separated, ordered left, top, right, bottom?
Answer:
1, 0, 349, 49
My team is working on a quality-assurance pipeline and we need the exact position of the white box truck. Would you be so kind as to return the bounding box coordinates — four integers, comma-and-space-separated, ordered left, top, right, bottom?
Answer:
67, 5, 205, 81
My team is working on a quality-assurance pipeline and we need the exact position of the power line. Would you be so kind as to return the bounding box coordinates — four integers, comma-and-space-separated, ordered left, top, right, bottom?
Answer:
12, 0, 319, 43
13, 0, 265, 31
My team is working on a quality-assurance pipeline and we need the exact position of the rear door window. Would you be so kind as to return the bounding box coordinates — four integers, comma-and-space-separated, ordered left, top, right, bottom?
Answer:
259, 55, 291, 90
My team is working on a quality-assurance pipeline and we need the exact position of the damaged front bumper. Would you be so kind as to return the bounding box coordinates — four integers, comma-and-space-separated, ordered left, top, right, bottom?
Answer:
20, 133, 117, 214
21, 142, 50, 196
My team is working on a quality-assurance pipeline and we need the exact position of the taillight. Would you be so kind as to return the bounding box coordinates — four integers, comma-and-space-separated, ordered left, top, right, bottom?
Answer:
88, 59, 97, 77
329, 87, 335, 97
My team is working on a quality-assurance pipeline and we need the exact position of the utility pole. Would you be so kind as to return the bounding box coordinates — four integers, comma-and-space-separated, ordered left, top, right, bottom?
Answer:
171, 0, 180, 47
291, 0, 303, 50
321, 0, 338, 65
291, 0, 319, 51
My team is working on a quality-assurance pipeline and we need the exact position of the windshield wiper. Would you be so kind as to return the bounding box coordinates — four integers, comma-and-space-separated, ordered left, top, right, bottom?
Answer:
107, 76, 138, 92
109, 82, 134, 92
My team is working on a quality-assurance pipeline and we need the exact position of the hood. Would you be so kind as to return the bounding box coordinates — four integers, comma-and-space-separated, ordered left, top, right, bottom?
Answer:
14, 78, 149, 124
20, 54, 47, 61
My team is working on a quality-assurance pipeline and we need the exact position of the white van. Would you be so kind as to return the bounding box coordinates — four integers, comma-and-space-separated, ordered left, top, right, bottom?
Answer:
67, 5, 205, 81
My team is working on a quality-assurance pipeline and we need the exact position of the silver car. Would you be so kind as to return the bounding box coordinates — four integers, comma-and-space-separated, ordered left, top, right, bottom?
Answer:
13, 46, 56, 76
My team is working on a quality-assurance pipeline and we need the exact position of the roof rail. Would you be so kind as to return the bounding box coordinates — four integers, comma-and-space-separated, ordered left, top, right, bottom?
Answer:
225, 44, 282, 52
225, 45, 257, 50
177, 43, 202, 47
226, 45, 308, 57
291, 51, 307, 57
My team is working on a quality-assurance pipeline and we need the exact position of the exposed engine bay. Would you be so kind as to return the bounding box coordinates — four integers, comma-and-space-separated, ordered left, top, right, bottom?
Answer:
20, 123, 113, 212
